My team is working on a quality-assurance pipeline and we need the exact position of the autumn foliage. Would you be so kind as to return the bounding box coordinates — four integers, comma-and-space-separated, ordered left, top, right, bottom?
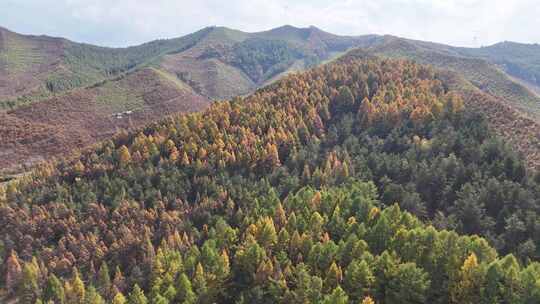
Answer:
1, 56, 539, 303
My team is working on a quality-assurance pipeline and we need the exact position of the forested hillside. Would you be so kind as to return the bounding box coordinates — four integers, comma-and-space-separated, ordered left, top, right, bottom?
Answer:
3, 25, 540, 181
0, 25, 376, 110
1, 55, 539, 303
0, 25, 378, 176
366, 37, 540, 119
0, 67, 210, 174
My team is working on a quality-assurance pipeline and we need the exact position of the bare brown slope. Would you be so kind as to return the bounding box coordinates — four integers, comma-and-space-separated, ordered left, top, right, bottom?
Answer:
0, 68, 210, 173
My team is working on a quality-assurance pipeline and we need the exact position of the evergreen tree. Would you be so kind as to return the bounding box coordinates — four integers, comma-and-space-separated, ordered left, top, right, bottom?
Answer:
43, 274, 65, 304
451, 253, 485, 303
335, 85, 355, 113
128, 284, 148, 304
361, 296, 375, 304
118, 145, 132, 166
5, 250, 22, 295
345, 259, 375, 300
386, 263, 430, 304
18, 263, 40, 304
111, 292, 127, 304
66, 269, 86, 304
322, 286, 349, 304
175, 273, 196, 304
324, 262, 343, 291
192, 263, 207, 299
85, 286, 105, 304
96, 262, 111, 299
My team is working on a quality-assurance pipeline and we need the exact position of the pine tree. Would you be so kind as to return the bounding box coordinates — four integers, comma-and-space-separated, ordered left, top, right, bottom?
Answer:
256, 217, 278, 248
361, 296, 375, 304
322, 286, 349, 304
118, 145, 131, 166
43, 274, 65, 304
85, 286, 105, 304
113, 266, 127, 293
265, 143, 281, 168
163, 285, 177, 302
127, 284, 147, 304
96, 262, 111, 299
111, 292, 127, 304
386, 263, 429, 304
218, 249, 231, 279
192, 263, 207, 297
175, 273, 196, 304
67, 269, 86, 304
451, 253, 484, 304
17, 263, 40, 304
324, 262, 343, 291
181, 152, 190, 166
274, 203, 287, 228
335, 85, 355, 113
152, 294, 169, 304
484, 262, 503, 304
345, 259, 375, 300
6, 250, 22, 295
255, 260, 274, 284
73, 160, 85, 175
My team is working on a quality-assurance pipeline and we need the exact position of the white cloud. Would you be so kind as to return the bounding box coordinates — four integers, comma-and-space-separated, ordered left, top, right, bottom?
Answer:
1, 0, 539, 47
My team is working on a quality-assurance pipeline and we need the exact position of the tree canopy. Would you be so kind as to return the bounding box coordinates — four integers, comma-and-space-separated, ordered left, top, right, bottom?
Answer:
1, 55, 539, 303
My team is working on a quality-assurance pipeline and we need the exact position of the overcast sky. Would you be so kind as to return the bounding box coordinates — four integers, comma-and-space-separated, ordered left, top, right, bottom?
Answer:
1, 0, 539, 48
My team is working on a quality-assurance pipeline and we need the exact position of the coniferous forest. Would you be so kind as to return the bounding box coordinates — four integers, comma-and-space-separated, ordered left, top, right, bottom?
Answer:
1, 53, 540, 303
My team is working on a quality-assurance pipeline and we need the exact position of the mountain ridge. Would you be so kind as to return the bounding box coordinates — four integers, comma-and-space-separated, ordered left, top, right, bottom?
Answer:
1, 24, 540, 176
2, 53, 540, 303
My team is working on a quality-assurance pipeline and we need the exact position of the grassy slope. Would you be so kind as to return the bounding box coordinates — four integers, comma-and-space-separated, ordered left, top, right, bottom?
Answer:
0, 27, 212, 109
1, 25, 380, 108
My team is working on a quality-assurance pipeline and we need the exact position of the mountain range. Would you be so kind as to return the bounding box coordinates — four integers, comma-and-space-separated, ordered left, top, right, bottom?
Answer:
1, 25, 539, 176
2, 24, 540, 303
2, 43, 540, 304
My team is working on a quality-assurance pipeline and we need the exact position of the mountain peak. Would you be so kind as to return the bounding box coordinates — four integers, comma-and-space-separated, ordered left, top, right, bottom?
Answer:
0, 25, 11, 34
273, 24, 301, 31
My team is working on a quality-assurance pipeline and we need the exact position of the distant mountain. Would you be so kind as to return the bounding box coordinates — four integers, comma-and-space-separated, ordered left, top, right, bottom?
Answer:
0, 26, 210, 107
1, 25, 540, 175
458, 41, 540, 88
0, 25, 378, 108
0, 25, 379, 174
